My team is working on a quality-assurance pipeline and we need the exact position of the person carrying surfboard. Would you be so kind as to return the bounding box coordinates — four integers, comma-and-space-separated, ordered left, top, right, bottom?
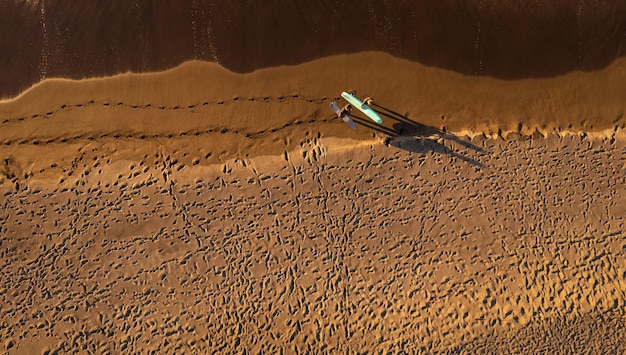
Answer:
340, 92, 382, 125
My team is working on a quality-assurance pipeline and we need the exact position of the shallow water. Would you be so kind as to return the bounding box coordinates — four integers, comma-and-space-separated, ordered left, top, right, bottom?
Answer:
2, 0, 625, 98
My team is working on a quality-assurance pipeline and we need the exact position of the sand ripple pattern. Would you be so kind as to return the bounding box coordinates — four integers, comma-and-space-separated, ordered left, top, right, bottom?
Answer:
1, 134, 625, 353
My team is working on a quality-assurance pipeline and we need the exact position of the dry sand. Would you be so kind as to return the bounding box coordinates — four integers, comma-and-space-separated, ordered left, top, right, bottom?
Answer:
1, 49, 626, 353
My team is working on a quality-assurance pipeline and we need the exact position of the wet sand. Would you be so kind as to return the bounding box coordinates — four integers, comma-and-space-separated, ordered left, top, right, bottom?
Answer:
2, 1, 626, 98
1, 2, 626, 352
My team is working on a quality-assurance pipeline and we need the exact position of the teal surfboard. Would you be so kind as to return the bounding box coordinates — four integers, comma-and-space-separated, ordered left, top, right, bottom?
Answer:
340, 92, 382, 125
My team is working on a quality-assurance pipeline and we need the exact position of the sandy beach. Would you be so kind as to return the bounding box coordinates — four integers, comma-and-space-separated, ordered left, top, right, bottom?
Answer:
1, 125, 625, 353
2, 1, 626, 353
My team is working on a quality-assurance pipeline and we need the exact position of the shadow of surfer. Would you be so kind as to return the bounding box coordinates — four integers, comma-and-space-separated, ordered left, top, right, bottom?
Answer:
352, 102, 485, 167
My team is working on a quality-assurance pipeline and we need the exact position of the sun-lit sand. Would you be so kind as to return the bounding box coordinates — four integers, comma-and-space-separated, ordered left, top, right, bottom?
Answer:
1, 51, 625, 353
2, 1, 626, 352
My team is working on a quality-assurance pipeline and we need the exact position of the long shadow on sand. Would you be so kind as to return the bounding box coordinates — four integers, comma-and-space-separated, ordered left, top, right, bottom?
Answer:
349, 103, 486, 167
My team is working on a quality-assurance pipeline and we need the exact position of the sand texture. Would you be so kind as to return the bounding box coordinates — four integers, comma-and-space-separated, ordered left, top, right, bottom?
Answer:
2, 2, 626, 352
0, 55, 625, 352
1, 129, 625, 353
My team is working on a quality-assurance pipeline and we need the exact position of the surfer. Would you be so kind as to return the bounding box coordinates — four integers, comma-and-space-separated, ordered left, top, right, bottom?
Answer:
340, 92, 382, 125
330, 101, 357, 130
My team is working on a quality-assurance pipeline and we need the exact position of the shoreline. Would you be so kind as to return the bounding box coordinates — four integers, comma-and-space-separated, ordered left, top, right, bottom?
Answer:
3, 1, 626, 99
1, 52, 624, 188
3, 52, 625, 132
1, 51, 625, 353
